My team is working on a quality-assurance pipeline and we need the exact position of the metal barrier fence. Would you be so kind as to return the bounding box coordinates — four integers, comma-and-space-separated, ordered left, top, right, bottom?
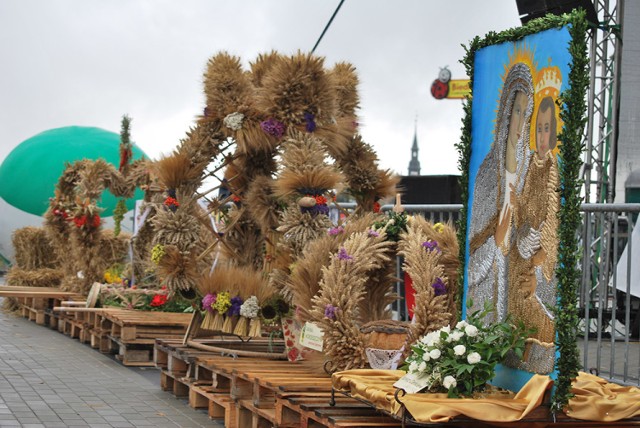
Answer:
373, 202, 640, 385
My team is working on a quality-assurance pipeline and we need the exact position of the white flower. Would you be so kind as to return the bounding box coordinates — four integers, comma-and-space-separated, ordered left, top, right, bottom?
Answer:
418, 361, 427, 372
429, 349, 441, 359
467, 352, 482, 364
421, 352, 431, 362
456, 320, 468, 329
239, 296, 259, 318
388, 219, 395, 225
409, 361, 419, 372
443, 376, 457, 389
223, 112, 245, 130
453, 344, 466, 356
421, 331, 440, 347
449, 331, 464, 342
441, 325, 451, 334
465, 324, 479, 337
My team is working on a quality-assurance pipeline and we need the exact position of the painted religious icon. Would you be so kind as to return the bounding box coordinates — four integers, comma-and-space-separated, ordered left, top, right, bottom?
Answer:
464, 27, 571, 390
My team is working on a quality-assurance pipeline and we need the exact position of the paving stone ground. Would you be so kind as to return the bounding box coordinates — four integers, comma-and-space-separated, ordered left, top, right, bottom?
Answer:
0, 297, 223, 428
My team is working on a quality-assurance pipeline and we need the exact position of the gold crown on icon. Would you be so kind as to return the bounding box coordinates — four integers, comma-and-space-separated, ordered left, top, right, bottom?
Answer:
535, 66, 562, 98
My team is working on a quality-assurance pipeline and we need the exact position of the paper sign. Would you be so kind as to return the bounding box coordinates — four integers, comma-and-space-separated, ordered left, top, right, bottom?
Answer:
393, 372, 431, 394
299, 322, 324, 352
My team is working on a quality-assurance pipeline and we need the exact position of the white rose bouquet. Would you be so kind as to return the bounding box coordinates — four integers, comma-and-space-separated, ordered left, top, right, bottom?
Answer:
401, 301, 531, 398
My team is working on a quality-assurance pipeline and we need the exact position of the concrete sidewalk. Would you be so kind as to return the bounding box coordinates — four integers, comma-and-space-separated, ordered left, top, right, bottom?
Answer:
0, 298, 223, 427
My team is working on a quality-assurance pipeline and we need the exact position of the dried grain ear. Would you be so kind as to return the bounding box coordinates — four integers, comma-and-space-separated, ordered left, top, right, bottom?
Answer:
256, 51, 337, 127
203, 52, 253, 118
329, 62, 360, 118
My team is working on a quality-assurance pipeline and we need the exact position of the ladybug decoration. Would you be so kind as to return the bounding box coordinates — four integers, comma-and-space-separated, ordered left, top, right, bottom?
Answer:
431, 66, 452, 100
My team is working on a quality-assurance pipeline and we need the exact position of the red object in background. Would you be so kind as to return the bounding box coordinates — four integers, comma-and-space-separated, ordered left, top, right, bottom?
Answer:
404, 272, 416, 319
431, 79, 449, 99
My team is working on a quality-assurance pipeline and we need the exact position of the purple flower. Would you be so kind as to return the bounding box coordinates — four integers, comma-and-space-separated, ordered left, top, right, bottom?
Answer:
260, 118, 285, 138
328, 226, 344, 236
304, 112, 316, 132
337, 247, 353, 261
301, 204, 329, 216
431, 278, 446, 296
324, 304, 338, 319
228, 296, 243, 316
422, 240, 440, 252
368, 230, 380, 237
202, 293, 217, 312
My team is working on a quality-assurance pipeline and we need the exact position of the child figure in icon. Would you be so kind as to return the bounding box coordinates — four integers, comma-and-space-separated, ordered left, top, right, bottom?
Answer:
506, 65, 562, 374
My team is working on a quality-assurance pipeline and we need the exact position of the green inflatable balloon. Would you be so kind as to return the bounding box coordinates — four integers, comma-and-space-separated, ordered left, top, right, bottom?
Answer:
0, 126, 146, 217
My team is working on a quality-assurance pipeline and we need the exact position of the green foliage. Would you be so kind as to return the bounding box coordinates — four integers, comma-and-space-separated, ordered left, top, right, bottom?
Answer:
457, 11, 588, 411
113, 199, 127, 237
402, 300, 532, 398
372, 211, 408, 242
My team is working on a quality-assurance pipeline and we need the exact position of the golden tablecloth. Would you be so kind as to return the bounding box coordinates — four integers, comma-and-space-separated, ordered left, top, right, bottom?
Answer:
332, 369, 640, 423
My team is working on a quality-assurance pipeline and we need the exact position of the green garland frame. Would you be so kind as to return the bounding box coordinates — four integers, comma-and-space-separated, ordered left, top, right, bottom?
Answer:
456, 10, 588, 412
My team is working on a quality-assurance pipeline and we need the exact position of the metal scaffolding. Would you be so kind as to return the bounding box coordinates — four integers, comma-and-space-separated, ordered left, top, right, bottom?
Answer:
581, 0, 623, 316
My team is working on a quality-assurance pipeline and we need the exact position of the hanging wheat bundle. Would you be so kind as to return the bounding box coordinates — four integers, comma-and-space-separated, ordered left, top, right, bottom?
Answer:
329, 62, 360, 118
277, 206, 333, 257
273, 132, 343, 199
397, 222, 453, 350
154, 151, 206, 197
220, 208, 265, 269
309, 229, 394, 371
249, 51, 283, 88
156, 244, 197, 293
203, 52, 253, 119
256, 51, 336, 131
244, 175, 282, 235
179, 119, 227, 166
152, 208, 201, 252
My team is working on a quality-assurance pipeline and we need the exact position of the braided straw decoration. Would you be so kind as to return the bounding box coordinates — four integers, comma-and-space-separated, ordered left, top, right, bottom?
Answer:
397, 223, 452, 351
309, 230, 393, 371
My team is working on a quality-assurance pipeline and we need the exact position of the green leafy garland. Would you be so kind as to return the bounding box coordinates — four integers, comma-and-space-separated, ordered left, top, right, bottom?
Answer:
457, 10, 588, 413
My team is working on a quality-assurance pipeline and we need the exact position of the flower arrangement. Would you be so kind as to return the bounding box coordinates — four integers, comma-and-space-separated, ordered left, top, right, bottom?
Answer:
401, 301, 531, 398
99, 284, 191, 312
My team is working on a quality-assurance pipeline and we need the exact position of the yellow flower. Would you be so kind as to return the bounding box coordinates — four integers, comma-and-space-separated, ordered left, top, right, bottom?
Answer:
433, 222, 444, 233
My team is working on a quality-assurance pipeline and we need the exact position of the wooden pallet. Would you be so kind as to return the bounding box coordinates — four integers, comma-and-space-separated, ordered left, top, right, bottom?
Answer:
0, 285, 83, 327
153, 338, 407, 427
96, 310, 192, 366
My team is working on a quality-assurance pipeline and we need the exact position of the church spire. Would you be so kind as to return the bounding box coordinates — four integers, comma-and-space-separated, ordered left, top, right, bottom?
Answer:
408, 117, 421, 176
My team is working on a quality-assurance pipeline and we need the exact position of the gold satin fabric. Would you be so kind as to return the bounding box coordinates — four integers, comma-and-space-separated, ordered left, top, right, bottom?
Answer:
332, 369, 551, 423
567, 372, 640, 421
332, 370, 640, 423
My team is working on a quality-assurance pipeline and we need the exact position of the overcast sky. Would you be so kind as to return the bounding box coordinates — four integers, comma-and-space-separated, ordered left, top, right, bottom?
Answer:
0, 0, 521, 177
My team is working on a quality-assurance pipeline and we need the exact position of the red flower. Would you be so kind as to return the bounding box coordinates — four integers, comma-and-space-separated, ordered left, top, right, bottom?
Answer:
314, 195, 327, 205
164, 197, 180, 207
150, 294, 168, 307
286, 339, 294, 347
373, 202, 381, 213
91, 215, 101, 228
73, 215, 87, 228
232, 195, 241, 203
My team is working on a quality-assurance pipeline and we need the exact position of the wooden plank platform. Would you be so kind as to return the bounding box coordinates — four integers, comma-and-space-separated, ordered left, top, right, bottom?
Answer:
153, 338, 410, 427
0, 285, 84, 328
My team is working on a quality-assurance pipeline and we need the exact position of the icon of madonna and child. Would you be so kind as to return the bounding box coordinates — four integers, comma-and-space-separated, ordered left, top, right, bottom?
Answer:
466, 45, 564, 376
